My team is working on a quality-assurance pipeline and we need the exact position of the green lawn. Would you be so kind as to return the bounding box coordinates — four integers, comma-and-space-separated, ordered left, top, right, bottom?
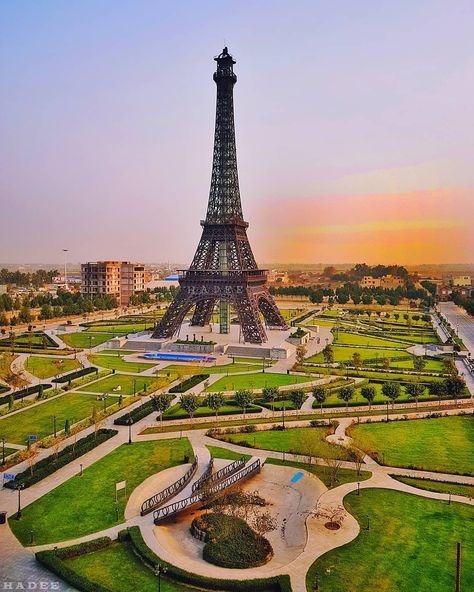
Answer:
78, 373, 174, 396
307, 345, 409, 364
333, 332, 409, 348
25, 356, 82, 379
214, 426, 350, 460
266, 458, 371, 489
367, 357, 445, 372
88, 354, 156, 373
0, 393, 116, 445
393, 476, 474, 499
61, 332, 113, 348
207, 445, 251, 462
163, 402, 262, 420
300, 365, 444, 383
65, 541, 195, 592
159, 362, 263, 375
206, 372, 315, 392
83, 323, 150, 334
96, 349, 142, 355
10, 439, 192, 545
306, 489, 474, 592
349, 416, 474, 474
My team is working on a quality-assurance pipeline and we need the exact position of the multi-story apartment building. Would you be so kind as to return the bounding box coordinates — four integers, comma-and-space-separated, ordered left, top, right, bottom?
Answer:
81, 261, 145, 306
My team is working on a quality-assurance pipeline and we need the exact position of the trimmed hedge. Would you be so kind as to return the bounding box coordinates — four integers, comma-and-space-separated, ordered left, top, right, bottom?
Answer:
125, 526, 291, 591
0, 383, 52, 407
4, 429, 118, 489
169, 373, 209, 393
36, 537, 114, 592
114, 399, 156, 425
53, 366, 98, 383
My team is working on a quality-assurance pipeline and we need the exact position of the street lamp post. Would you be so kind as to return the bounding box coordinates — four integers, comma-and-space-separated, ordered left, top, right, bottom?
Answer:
133, 379, 137, 396
1, 437, 5, 465
128, 417, 132, 444
155, 564, 167, 592
103, 393, 108, 413
282, 402, 286, 429
53, 415, 57, 438
16, 483, 24, 520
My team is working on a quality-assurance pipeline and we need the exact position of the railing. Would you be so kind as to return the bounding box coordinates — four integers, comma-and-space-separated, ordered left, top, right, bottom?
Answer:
153, 459, 261, 524
140, 457, 198, 516
191, 456, 246, 494
191, 458, 214, 494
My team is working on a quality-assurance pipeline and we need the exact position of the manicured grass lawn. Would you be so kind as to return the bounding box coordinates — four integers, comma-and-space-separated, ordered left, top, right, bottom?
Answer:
367, 357, 445, 372
333, 332, 409, 348
96, 349, 142, 355
307, 345, 409, 364
231, 356, 276, 365
0, 353, 28, 388
10, 439, 192, 545
306, 489, 474, 591
214, 426, 350, 460
349, 416, 474, 474
78, 373, 174, 396
207, 445, 251, 462
300, 366, 444, 383
65, 541, 194, 592
162, 402, 262, 420
206, 372, 315, 392
393, 476, 474, 499
388, 332, 440, 344
159, 362, 263, 375
61, 332, 112, 348
266, 458, 371, 489
0, 393, 116, 445
84, 323, 150, 334
88, 354, 156, 373
25, 356, 81, 379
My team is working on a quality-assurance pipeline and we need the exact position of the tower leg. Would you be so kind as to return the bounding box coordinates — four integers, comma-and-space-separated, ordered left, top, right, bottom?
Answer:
152, 290, 194, 339
190, 299, 216, 326
231, 290, 267, 344
258, 293, 288, 329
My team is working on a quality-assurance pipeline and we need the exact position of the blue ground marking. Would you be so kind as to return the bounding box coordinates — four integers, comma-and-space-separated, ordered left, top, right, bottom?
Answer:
291, 471, 304, 484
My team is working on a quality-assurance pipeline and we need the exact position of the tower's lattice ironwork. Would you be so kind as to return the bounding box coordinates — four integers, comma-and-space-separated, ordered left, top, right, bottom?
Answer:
152, 48, 287, 344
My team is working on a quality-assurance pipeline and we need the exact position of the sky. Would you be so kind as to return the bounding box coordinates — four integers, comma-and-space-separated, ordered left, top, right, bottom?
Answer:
1, 1, 473, 265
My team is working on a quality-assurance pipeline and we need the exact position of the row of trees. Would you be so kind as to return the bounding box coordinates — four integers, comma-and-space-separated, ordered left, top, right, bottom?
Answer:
452, 293, 474, 316
0, 268, 57, 288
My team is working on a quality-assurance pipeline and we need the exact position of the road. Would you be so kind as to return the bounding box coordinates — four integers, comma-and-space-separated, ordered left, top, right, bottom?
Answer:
438, 302, 474, 354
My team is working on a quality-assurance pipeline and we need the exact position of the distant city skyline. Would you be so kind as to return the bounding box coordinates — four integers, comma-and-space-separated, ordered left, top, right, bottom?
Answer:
1, 1, 473, 264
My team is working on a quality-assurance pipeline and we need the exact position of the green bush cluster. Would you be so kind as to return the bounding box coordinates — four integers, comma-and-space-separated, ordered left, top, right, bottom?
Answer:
169, 373, 210, 393
114, 399, 155, 425
196, 513, 273, 568
5, 429, 117, 489
0, 383, 52, 407
53, 366, 98, 383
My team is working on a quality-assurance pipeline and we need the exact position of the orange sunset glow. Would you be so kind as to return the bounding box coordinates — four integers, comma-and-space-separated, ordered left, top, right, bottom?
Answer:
254, 188, 474, 264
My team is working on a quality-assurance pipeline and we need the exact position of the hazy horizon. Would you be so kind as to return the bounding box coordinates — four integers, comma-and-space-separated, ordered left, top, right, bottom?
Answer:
1, 1, 473, 264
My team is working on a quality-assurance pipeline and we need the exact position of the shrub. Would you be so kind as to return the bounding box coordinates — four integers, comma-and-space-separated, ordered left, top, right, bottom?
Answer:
114, 399, 156, 425
53, 367, 98, 383
0, 383, 52, 407
169, 374, 209, 393
5, 429, 117, 489
239, 424, 256, 433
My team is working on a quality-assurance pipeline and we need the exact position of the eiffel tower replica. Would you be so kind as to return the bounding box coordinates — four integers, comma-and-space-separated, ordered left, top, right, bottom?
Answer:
153, 48, 287, 344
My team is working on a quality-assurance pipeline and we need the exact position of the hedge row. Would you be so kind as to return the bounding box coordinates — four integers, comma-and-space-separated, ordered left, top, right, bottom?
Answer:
36, 537, 114, 592
169, 373, 209, 393
114, 399, 156, 425
0, 383, 52, 407
124, 526, 291, 592
161, 405, 263, 421
4, 429, 118, 489
53, 366, 98, 383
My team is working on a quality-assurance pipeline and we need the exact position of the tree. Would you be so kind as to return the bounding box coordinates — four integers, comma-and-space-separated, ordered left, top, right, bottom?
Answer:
179, 393, 200, 421
405, 382, 425, 408
8, 394, 14, 410
427, 380, 446, 407
443, 376, 466, 406
205, 392, 226, 423
352, 352, 363, 375
323, 456, 343, 487
25, 444, 39, 477
295, 344, 307, 368
348, 448, 364, 476
381, 381, 401, 410
262, 386, 279, 416
322, 344, 334, 368
234, 389, 254, 421
360, 385, 376, 410
337, 385, 355, 410
382, 357, 391, 375
443, 357, 457, 376
64, 418, 71, 436
152, 393, 174, 427
312, 386, 326, 414
412, 357, 426, 374
251, 511, 277, 538
289, 389, 305, 415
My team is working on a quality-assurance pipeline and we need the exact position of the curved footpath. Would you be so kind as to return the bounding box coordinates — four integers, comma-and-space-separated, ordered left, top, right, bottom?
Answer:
0, 387, 472, 591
